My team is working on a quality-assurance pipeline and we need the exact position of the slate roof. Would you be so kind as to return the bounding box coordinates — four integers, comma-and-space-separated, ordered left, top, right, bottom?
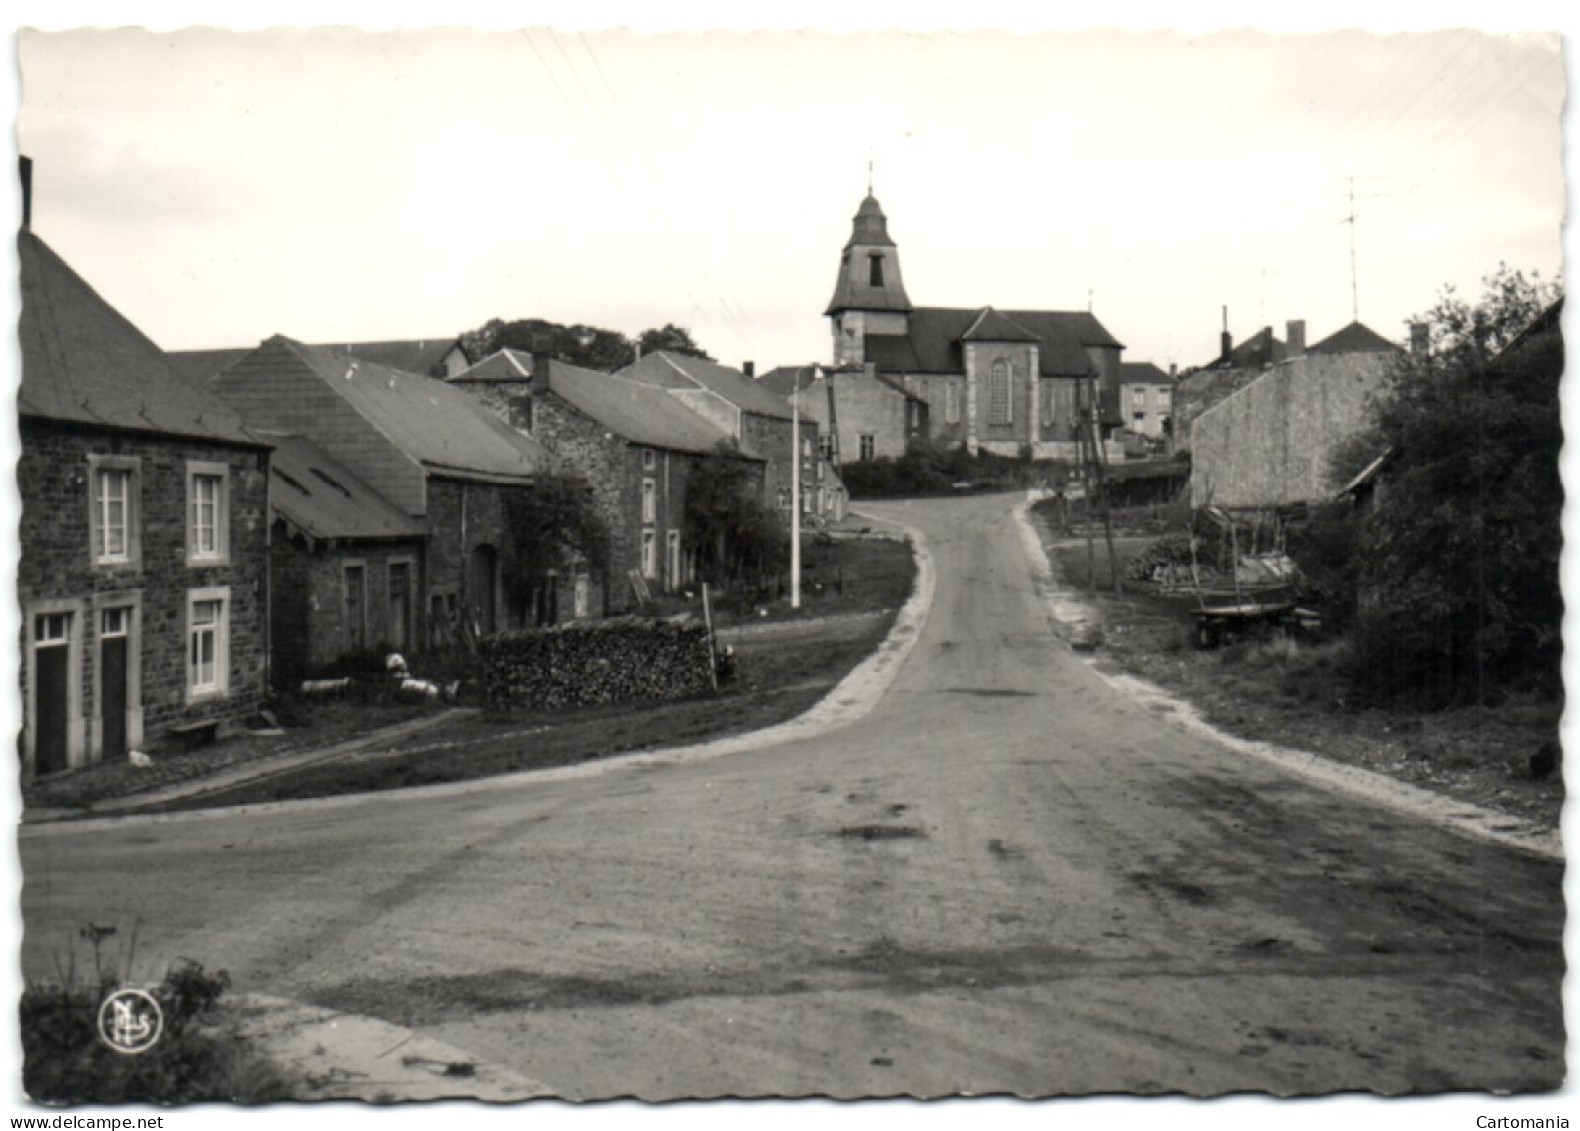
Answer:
862, 307, 1121, 377
1207, 326, 1285, 370
262, 432, 426, 542
960, 307, 1040, 343
1120, 361, 1176, 385
167, 347, 253, 387
270, 337, 556, 481
316, 338, 464, 376
18, 232, 262, 448
1307, 321, 1402, 355
619, 352, 795, 421
543, 359, 759, 460
449, 348, 534, 383
757, 365, 820, 398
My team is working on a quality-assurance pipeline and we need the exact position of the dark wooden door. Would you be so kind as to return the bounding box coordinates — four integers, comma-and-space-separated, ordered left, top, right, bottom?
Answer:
388, 564, 410, 652
34, 614, 70, 775
100, 609, 129, 760
471, 545, 498, 637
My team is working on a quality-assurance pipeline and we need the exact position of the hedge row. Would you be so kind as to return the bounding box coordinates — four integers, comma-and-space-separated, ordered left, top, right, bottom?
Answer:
479, 618, 715, 711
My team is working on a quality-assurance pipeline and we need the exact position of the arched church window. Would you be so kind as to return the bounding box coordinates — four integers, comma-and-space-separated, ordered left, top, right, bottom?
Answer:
989, 359, 1012, 425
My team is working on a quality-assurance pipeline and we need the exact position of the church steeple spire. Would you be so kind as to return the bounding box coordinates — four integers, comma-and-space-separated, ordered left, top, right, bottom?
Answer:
825, 192, 911, 316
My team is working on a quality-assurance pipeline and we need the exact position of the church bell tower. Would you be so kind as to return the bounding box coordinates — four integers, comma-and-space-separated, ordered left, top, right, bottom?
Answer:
825, 193, 912, 365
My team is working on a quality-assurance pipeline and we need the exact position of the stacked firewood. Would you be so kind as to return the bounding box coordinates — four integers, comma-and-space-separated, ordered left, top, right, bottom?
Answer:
480, 618, 715, 711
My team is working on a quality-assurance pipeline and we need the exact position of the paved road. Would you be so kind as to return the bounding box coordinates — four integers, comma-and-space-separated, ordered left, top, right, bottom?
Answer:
21, 492, 1564, 1098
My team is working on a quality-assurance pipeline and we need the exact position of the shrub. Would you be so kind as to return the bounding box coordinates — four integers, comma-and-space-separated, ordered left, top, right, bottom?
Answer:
22, 929, 290, 1104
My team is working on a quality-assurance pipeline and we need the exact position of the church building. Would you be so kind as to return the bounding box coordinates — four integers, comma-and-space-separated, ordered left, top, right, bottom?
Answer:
825, 193, 1125, 458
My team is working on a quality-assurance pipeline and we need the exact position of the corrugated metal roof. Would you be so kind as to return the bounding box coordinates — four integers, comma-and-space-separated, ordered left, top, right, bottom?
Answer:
262, 432, 427, 542
1307, 321, 1402, 356
18, 232, 262, 447
279, 338, 556, 481
544, 359, 757, 459
620, 351, 795, 421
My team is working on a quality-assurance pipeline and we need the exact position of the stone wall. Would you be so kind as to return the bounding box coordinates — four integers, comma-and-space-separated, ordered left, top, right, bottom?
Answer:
18, 419, 269, 766
270, 533, 425, 679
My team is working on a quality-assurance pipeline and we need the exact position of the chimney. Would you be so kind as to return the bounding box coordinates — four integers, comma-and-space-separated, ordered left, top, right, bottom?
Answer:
19, 155, 32, 232
1410, 322, 1430, 360
1286, 319, 1306, 358
742, 361, 755, 379
530, 351, 554, 387
1220, 305, 1232, 360
1169, 363, 1178, 379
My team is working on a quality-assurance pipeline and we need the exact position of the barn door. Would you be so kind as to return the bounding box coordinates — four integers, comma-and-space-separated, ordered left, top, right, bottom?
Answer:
33, 613, 71, 775
388, 563, 411, 652
100, 607, 130, 760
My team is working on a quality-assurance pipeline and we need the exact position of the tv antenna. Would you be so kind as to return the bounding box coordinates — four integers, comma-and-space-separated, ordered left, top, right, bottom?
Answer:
1339, 175, 1391, 323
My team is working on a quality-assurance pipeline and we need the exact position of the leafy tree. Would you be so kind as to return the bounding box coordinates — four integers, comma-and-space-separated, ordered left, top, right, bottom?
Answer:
685, 444, 789, 585
636, 323, 713, 361
1335, 265, 1562, 705
460, 318, 715, 372
500, 476, 611, 619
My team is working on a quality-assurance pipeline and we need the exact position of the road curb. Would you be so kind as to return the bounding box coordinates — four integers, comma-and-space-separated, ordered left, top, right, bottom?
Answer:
1012, 496, 1562, 862
22, 514, 936, 837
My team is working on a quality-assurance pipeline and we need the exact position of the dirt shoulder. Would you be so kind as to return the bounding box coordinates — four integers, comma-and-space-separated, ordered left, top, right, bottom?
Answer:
1028, 509, 1563, 833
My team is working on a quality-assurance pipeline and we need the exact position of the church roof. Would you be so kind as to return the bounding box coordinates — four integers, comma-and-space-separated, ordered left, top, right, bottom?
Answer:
864, 306, 1121, 378
1307, 321, 1401, 355
843, 193, 897, 250
960, 307, 1040, 343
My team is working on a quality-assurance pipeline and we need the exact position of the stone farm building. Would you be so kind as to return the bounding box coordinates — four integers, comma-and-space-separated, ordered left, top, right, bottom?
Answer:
758, 362, 927, 467
617, 350, 809, 517
824, 192, 1126, 459
449, 349, 767, 610
18, 230, 271, 773
1189, 321, 1405, 508
178, 336, 582, 669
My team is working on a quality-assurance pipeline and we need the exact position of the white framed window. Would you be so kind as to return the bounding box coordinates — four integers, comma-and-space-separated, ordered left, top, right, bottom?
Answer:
642, 477, 657, 524
642, 449, 657, 471
185, 461, 230, 566
988, 359, 1012, 425
88, 456, 140, 567
641, 531, 657, 579
666, 530, 681, 589
1132, 388, 1146, 409
859, 434, 875, 461
777, 487, 790, 510
186, 586, 230, 701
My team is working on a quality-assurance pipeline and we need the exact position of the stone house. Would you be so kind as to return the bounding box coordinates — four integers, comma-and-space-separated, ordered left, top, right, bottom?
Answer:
189, 336, 575, 646
617, 351, 808, 518
1116, 361, 1178, 451
18, 230, 271, 773
759, 362, 926, 468
450, 350, 767, 610
824, 192, 1126, 459
1190, 321, 1404, 507
261, 432, 428, 679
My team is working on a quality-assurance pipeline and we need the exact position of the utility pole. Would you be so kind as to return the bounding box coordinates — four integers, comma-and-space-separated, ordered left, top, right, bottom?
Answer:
790, 377, 801, 609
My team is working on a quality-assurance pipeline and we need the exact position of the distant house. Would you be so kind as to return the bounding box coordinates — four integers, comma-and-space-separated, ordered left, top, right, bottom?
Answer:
1117, 361, 1177, 442
18, 230, 271, 772
823, 192, 1125, 459
617, 351, 808, 517
261, 432, 428, 678
760, 362, 926, 468
450, 349, 767, 609
196, 337, 575, 648
1190, 320, 1404, 508
1174, 319, 1305, 449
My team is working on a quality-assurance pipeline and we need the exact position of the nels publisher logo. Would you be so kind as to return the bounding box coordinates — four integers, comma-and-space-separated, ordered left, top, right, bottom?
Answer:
97, 988, 164, 1055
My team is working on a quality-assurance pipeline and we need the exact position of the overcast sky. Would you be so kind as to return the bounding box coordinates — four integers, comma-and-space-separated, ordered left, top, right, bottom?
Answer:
13, 19, 1567, 372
